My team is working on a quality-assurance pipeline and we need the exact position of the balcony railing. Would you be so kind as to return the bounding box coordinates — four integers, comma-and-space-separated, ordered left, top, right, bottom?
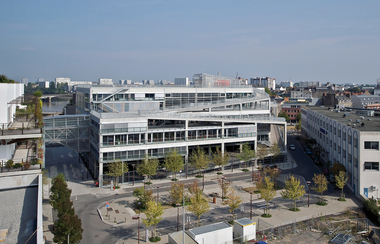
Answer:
0, 122, 42, 136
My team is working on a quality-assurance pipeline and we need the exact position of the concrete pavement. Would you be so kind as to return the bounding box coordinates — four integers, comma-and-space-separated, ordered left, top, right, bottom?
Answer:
42, 159, 361, 244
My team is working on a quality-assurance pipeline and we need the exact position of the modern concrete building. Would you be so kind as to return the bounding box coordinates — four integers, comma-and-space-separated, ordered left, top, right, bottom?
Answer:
54, 74, 287, 187
174, 77, 189, 86
291, 90, 312, 100
99, 78, 113, 85
279, 81, 293, 88
250, 77, 276, 90
38, 81, 49, 89
301, 106, 380, 197
298, 81, 321, 88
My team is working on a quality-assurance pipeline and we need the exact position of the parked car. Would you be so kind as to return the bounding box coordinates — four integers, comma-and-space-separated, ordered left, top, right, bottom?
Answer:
289, 144, 296, 151
328, 174, 336, 184
295, 136, 300, 140
323, 168, 329, 175
305, 148, 312, 155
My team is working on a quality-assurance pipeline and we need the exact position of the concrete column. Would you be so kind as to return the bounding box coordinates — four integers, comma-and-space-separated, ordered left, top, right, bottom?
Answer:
99, 162, 103, 187
221, 143, 225, 154
185, 120, 188, 141
221, 122, 225, 138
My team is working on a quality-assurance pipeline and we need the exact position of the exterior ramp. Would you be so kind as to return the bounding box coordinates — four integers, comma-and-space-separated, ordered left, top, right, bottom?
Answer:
43, 114, 90, 153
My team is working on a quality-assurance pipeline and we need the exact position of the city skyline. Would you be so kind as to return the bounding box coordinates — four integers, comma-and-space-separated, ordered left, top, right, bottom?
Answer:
1, 0, 380, 84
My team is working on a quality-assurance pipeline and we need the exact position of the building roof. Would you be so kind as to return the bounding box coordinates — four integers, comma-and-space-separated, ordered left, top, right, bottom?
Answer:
304, 106, 380, 132
189, 222, 231, 236
234, 218, 256, 227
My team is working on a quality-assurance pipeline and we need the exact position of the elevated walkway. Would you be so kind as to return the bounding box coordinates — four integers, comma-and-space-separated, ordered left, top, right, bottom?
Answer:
43, 114, 90, 153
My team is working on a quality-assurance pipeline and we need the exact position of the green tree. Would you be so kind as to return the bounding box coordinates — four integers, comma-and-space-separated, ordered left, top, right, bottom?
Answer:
53, 214, 83, 244
236, 143, 255, 170
169, 181, 185, 205
212, 146, 230, 172
257, 176, 276, 216
106, 159, 128, 186
189, 146, 210, 175
0, 74, 16, 83
256, 146, 267, 167
225, 187, 242, 220
331, 162, 346, 176
50, 174, 72, 211
42, 169, 50, 186
164, 149, 184, 180
295, 119, 301, 133
187, 191, 210, 226
312, 173, 328, 204
335, 171, 348, 200
137, 155, 159, 183
133, 187, 154, 211
296, 112, 301, 122
142, 200, 164, 238
281, 175, 306, 210
278, 111, 290, 122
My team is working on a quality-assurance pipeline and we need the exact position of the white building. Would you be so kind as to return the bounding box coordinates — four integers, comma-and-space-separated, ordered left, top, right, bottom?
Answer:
280, 81, 293, 88
68, 75, 286, 187
174, 77, 189, 86
302, 106, 380, 198
55, 77, 70, 85
298, 81, 321, 88
0, 84, 26, 161
99, 78, 113, 85
119, 80, 132, 85
38, 81, 49, 89
21, 77, 28, 84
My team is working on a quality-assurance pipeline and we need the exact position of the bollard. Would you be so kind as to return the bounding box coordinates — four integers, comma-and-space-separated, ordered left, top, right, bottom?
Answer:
114, 217, 116, 223
125, 217, 126, 223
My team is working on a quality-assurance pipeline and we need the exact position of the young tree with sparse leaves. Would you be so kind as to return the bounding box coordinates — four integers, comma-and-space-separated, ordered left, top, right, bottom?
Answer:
312, 173, 328, 204
236, 143, 255, 170
257, 176, 276, 216
256, 146, 268, 167
270, 143, 281, 163
189, 146, 210, 175
335, 170, 348, 201
169, 181, 185, 205
225, 187, 242, 220
212, 146, 230, 172
281, 175, 306, 210
143, 200, 164, 238
106, 159, 128, 186
164, 149, 184, 180
137, 155, 159, 183
187, 191, 210, 226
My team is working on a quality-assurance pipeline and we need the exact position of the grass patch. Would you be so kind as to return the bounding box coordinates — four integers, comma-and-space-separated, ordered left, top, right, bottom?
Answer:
261, 213, 272, 218
338, 198, 346, 202
289, 207, 300, 212
149, 236, 161, 242
316, 201, 328, 206
145, 182, 152, 185
242, 169, 249, 172
195, 175, 203, 178
228, 220, 234, 225
171, 178, 178, 181
241, 186, 260, 194
217, 172, 223, 175
115, 186, 120, 189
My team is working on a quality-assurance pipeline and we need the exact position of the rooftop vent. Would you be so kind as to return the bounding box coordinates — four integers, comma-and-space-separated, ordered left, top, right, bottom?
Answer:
348, 123, 351, 126
361, 122, 365, 127
353, 124, 356, 127
368, 118, 371, 121
349, 119, 352, 121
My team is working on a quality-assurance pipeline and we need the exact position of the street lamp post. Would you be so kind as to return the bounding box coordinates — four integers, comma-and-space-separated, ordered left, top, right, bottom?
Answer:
176, 203, 181, 231
202, 167, 205, 190
307, 181, 311, 207
132, 164, 135, 186
252, 161, 254, 181
221, 176, 225, 201
250, 191, 253, 220
132, 216, 140, 244
156, 186, 159, 202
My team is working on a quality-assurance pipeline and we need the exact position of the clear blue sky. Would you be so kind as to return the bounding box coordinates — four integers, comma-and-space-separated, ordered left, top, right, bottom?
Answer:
1, 0, 379, 84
